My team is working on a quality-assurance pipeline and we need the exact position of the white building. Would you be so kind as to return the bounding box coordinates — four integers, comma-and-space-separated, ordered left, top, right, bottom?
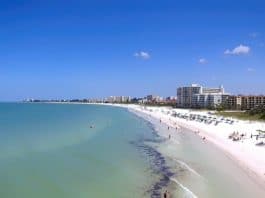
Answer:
107, 96, 131, 103
177, 84, 230, 108
192, 85, 229, 108
177, 84, 203, 108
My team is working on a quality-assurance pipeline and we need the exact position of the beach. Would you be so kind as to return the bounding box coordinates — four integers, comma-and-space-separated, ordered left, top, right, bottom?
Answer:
106, 103, 265, 185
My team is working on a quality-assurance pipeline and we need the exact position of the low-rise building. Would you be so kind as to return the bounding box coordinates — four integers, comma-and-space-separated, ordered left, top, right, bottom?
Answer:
146, 95, 162, 103
227, 95, 265, 110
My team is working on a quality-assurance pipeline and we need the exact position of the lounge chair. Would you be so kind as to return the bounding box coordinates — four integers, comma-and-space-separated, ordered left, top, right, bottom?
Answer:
256, 141, 264, 146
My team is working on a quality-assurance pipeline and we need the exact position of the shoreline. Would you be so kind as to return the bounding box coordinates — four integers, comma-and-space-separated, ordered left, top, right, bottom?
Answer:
22, 102, 265, 186
129, 108, 199, 197
99, 103, 265, 186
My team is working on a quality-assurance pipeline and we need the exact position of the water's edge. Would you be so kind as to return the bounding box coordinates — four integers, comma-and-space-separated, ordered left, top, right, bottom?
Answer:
129, 111, 176, 197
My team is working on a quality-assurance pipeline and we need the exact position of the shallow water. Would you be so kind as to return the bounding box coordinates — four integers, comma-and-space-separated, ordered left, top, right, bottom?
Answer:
137, 110, 265, 198
0, 103, 162, 198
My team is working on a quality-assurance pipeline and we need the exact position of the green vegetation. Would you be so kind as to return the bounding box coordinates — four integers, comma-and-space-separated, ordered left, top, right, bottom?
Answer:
215, 111, 263, 121
216, 105, 265, 121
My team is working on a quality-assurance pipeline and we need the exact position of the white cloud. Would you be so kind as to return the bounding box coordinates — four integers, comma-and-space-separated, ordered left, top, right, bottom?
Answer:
134, 51, 150, 59
247, 67, 255, 72
224, 44, 250, 55
198, 58, 207, 64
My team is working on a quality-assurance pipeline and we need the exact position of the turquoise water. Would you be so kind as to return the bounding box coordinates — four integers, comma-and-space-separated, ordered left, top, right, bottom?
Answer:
1, 103, 265, 198
0, 103, 161, 197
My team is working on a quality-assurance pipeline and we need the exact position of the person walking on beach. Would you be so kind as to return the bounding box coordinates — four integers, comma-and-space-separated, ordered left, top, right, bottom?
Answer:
163, 191, 167, 198
163, 190, 170, 198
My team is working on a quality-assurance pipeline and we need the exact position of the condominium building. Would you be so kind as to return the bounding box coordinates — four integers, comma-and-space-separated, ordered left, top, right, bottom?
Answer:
107, 96, 131, 103
177, 84, 229, 108
227, 95, 265, 110
146, 95, 163, 103
177, 84, 202, 108
192, 93, 230, 108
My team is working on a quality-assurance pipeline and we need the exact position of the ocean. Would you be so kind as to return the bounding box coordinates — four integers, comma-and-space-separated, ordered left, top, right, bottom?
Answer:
0, 103, 264, 198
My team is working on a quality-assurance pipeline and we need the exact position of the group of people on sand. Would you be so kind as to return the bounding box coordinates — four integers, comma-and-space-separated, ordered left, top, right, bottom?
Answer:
228, 131, 246, 141
160, 117, 207, 142
159, 118, 180, 141
160, 119, 180, 130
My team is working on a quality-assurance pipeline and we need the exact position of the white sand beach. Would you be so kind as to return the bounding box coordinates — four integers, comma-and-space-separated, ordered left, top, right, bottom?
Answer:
106, 103, 265, 184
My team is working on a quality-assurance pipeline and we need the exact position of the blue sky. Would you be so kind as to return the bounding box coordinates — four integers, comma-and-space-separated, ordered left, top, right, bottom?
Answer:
0, 0, 265, 100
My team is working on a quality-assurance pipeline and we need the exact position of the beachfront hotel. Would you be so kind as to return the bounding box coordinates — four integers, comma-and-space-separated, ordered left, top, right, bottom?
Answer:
227, 95, 265, 110
177, 84, 230, 108
177, 84, 202, 108
146, 95, 164, 103
106, 96, 131, 103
